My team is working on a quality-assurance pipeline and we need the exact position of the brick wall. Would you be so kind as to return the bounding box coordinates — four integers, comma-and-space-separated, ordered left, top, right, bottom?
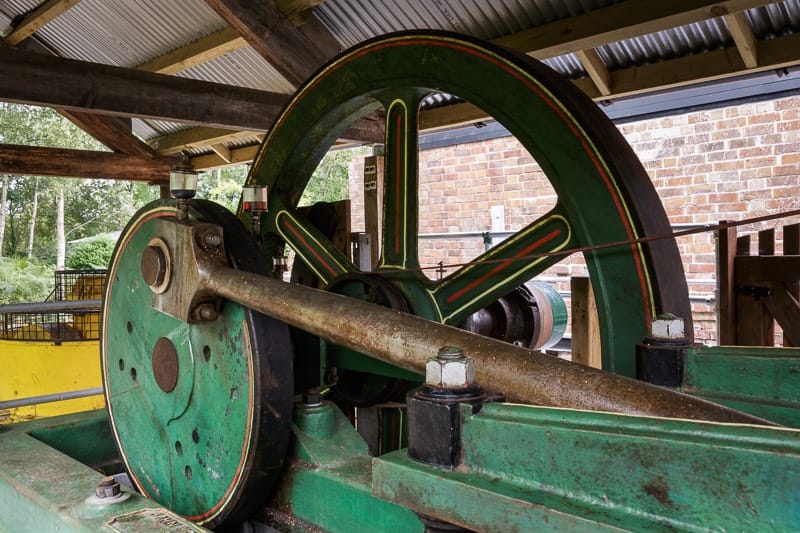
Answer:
348, 95, 800, 344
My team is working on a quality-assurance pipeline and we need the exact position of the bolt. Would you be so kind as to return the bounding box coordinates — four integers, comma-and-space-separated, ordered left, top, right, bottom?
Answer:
651, 313, 685, 340
141, 245, 167, 287
95, 476, 121, 499
196, 227, 222, 251
302, 388, 323, 406
192, 303, 218, 322
426, 346, 475, 389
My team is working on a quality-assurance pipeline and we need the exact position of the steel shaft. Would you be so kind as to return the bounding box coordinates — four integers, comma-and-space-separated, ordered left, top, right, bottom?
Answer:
202, 265, 772, 425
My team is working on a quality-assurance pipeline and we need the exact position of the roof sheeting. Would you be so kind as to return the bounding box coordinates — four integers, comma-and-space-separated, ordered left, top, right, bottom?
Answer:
1, 0, 799, 161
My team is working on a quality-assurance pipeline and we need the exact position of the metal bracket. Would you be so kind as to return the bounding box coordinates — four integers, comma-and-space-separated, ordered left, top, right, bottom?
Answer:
735, 285, 772, 298
148, 219, 228, 323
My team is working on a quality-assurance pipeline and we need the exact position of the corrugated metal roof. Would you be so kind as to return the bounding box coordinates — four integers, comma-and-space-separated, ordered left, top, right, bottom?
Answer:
315, 0, 619, 48
598, 19, 730, 71
28, 0, 226, 66
750, 0, 800, 37
2, 0, 800, 148
176, 46, 294, 93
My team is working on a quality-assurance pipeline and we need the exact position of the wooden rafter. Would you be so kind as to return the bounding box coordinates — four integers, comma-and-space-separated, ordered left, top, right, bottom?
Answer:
149, 127, 257, 155
410, 30, 800, 132
209, 143, 233, 164
162, 0, 781, 156
575, 49, 612, 96
3, 0, 82, 45
0, 47, 290, 131
583, 31, 800, 100
57, 111, 160, 158
724, 11, 759, 68
493, 0, 775, 59
1, 33, 161, 159
0, 143, 174, 182
134, 26, 247, 75
274, 0, 327, 26
204, 0, 340, 87
189, 144, 259, 170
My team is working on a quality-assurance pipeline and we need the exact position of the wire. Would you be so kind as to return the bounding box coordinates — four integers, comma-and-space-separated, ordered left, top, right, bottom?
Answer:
416, 207, 800, 272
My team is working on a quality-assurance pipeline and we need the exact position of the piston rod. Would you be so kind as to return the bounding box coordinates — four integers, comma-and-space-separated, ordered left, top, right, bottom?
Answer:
202, 264, 771, 425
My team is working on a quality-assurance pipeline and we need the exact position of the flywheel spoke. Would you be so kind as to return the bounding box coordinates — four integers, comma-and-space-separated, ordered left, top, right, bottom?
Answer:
431, 207, 574, 325
272, 209, 356, 286
377, 89, 425, 272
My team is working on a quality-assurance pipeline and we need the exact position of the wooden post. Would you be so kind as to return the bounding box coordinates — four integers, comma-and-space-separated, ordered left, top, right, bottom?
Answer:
571, 276, 602, 369
735, 231, 775, 346
716, 221, 737, 344
785, 223, 799, 347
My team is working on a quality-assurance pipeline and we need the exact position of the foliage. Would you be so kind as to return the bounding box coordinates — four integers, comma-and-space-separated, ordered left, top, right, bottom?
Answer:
194, 146, 370, 214
66, 235, 116, 269
0, 257, 53, 304
299, 146, 370, 206
197, 166, 248, 212
0, 103, 158, 259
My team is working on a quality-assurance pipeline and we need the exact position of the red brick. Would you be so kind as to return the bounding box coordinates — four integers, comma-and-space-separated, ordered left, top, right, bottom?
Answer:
781, 153, 800, 164
748, 112, 781, 125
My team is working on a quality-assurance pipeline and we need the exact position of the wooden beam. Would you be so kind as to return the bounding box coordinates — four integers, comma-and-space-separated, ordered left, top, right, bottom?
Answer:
210, 143, 233, 163
57, 110, 160, 158
0, 34, 161, 158
134, 26, 247, 75
575, 48, 612, 96
492, 0, 775, 60
571, 277, 602, 369
591, 32, 800, 101
4, 0, 82, 45
724, 11, 758, 68
761, 284, 800, 346
419, 102, 490, 132
148, 127, 256, 155
717, 222, 737, 345
0, 47, 291, 131
190, 144, 260, 170
785, 223, 799, 347
274, 0, 326, 26
735, 256, 800, 284
0, 143, 174, 182
204, 0, 339, 87
152, 116, 383, 156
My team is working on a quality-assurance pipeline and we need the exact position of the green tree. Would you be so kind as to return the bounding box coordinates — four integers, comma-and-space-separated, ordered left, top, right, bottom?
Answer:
0, 103, 158, 260
299, 146, 369, 206
66, 235, 116, 269
0, 257, 53, 304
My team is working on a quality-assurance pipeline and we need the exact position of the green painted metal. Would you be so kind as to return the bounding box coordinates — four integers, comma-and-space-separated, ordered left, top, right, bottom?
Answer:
246, 31, 691, 377
683, 345, 800, 427
374, 402, 800, 531
269, 401, 422, 532
101, 200, 293, 528
0, 410, 206, 532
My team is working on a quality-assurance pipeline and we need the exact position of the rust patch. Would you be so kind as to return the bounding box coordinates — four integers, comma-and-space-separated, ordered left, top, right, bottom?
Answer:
643, 477, 675, 508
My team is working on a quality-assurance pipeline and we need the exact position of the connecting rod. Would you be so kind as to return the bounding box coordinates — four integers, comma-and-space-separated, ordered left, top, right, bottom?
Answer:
201, 264, 771, 426
148, 218, 769, 425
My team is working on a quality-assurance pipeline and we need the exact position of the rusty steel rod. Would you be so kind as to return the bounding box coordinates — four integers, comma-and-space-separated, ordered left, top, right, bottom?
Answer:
204, 264, 773, 425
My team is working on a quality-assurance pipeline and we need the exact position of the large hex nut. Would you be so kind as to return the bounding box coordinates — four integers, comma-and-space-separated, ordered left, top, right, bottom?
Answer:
426, 356, 475, 389
651, 313, 685, 340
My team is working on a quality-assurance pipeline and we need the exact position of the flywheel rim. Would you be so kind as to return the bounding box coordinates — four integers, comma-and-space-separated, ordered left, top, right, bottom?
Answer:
246, 30, 691, 376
